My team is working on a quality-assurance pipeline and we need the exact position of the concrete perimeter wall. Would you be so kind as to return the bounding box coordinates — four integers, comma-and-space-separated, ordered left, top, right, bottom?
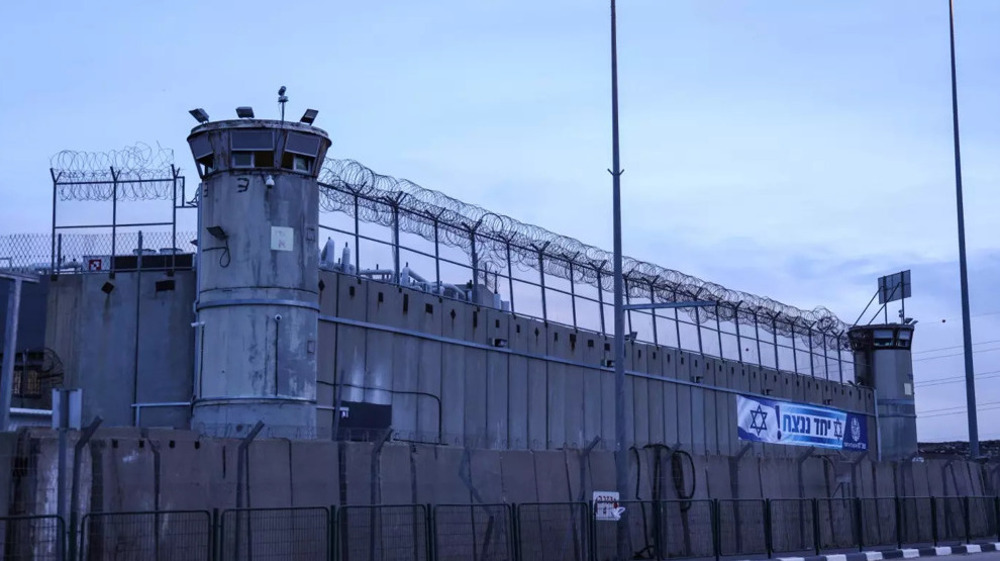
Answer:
3, 428, 992, 519
44, 268, 876, 455
317, 270, 875, 454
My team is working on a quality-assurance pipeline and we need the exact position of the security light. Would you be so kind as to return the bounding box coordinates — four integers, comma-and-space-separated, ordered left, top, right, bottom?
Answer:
236, 106, 255, 119
189, 108, 210, 123
207, 226, 228, 240
300, 109, 318, 124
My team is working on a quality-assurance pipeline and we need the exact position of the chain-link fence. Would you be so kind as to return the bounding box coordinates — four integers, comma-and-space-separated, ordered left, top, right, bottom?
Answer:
0, 232, 197, 274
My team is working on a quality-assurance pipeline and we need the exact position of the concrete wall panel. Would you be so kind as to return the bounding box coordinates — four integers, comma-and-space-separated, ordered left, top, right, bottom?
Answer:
546, 327, 567, 449
247, 439, 293, 508
290, 440, 340, 507
378, 444, 413, 504
500, 451, 538, 503
486, 310, 511, 448
463, 308, 489, 447
527, 324, 548, 450
441, 300, 467, 446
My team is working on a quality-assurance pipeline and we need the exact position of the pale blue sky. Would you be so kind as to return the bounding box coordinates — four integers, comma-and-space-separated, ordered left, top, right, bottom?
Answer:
1, 1, 998, 441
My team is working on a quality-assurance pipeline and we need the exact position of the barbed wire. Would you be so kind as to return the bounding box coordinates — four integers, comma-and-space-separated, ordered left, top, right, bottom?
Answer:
50, 142, 179, 201
319, 159, 850, 350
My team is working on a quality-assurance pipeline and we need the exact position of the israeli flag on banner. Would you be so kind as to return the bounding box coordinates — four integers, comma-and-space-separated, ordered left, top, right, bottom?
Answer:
737, 395, 867, 451
737, 395, 780, 444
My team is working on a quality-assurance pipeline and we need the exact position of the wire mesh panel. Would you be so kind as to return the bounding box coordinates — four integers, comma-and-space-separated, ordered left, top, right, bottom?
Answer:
591, 500, 715, 560
934, 497, 967, 545
897, 497, 934, 546
816, 498, 858, 551
81, 510, 210, 561
0, 515, 64, 560
591, 501, 655, 561
770, 499, 815, 554
717, 499, 767, 557
338, 505, 428, 561
432, 504, 513, 561
967, 497, 998, 542
515, 502, 589, 561
221, 507, 330, 561
859, 498, 898, 548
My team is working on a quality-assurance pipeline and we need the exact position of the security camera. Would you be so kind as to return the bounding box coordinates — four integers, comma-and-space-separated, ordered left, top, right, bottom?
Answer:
274, 314, 282, 322
265, 175, 275, 188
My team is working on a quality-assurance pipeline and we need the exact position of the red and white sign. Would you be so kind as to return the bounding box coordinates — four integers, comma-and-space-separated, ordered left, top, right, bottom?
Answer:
84, 256, 108, 271
592, 491, 625, 521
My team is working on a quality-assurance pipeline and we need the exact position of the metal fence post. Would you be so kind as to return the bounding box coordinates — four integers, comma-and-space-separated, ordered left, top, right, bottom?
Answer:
425, 504, 433, 561
334, 504, 339, 561
764, 499, 774, 558
212, 508, 220, 561
932, 497, 939, 546
855, 497, 864, 552
69, 512, 79, 561
895, 496, 903, 549
995, 496, 1000, 543
812, 498, 821, 555
712, 499, 720, 561
964, 496, 972, 545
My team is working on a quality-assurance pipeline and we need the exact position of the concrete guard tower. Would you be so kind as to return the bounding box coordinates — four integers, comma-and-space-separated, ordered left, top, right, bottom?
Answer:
186, 103, 331, 438
848, 323, 917, 460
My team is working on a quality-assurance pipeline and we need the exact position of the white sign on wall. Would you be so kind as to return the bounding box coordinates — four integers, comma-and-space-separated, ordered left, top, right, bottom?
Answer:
592, 491, 625, 522
270, 226, 294, 252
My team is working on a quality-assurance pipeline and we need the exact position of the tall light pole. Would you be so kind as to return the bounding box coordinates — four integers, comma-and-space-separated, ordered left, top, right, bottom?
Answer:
947, 0, 979, 459
608, 1, 632, 557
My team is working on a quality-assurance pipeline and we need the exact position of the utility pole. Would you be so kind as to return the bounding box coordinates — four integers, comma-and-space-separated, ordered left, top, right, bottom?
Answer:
946, 0, 979, 459
609, 1, 630, 558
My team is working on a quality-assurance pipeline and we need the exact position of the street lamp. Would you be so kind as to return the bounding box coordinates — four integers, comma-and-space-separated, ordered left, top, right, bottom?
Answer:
608, 8, 717, 556
946, 0, 979, 459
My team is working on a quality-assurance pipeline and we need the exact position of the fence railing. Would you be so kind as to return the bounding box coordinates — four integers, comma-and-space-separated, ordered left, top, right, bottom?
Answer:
4, 496, 1000, 561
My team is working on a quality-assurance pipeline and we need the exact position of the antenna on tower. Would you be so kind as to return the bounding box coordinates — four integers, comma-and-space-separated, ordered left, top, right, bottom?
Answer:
278, 86, 288, 122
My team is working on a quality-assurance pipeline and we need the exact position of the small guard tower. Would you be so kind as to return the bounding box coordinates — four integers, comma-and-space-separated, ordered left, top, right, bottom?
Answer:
185, 97, 331, 438
849, 271, 917, 460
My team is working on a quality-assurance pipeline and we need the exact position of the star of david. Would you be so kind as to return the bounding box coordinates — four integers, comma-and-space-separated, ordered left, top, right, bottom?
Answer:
749, 405, 768, 436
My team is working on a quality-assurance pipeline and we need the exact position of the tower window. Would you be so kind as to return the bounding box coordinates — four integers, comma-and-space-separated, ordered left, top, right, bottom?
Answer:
293, 155, 311, 172
232, 152, 254, 168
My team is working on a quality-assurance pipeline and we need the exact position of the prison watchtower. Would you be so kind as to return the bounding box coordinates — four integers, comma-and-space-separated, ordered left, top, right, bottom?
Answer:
186, 102, 331, 438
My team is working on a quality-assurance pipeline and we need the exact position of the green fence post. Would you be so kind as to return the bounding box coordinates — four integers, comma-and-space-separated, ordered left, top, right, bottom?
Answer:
426, 504, 435, 561
995, 496, 1000, 543
931, 498, 939, 546
712, 499, 720, 561
964, 496, 972, 545
764, 499, 773, 558
855, 497, 864, 552
812, 499, 821, 555
211, 508, 220, 561
329, 505, 336, 561
895, 495, 908, 549
516, 503, 523, 561
68, 512, 78, 561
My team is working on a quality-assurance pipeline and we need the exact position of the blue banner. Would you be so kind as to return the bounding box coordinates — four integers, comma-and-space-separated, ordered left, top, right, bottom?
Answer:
737, 395, 868, 451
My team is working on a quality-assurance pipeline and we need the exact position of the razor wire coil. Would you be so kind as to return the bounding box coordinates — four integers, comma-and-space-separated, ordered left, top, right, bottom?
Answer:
319, 159, 849, 350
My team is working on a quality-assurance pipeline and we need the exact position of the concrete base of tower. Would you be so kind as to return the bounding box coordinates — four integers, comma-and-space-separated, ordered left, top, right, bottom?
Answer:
192, 397, 317, 439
